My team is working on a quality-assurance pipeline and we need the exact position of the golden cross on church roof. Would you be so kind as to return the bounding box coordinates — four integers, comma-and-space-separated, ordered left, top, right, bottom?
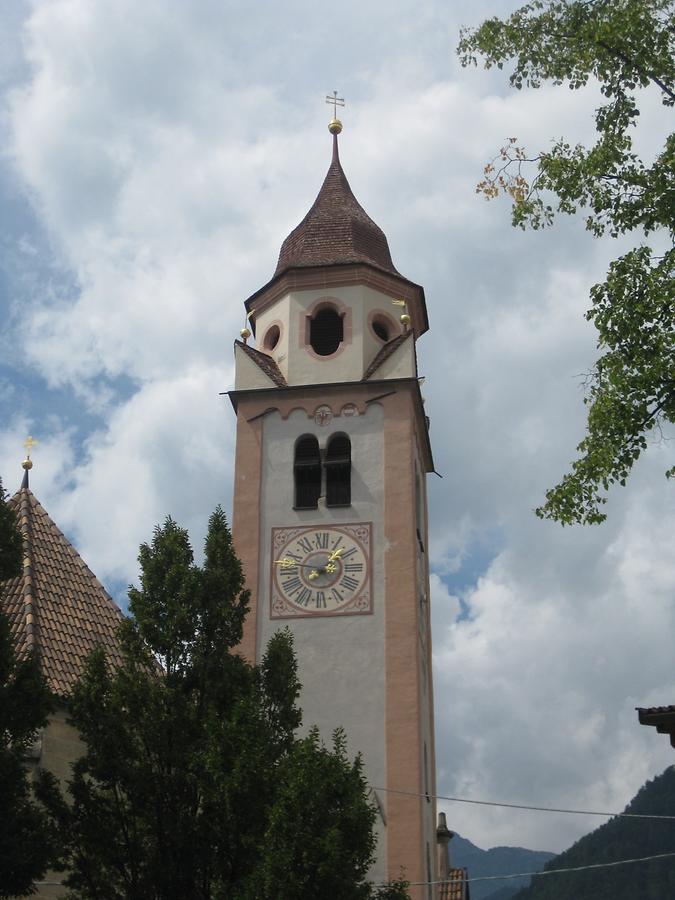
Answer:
22, 435, 38, 471
24, 435, 38, 457
325, 90, 345, 118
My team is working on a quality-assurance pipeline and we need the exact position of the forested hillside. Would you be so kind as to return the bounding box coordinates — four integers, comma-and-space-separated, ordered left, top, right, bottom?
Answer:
451, 834, 554, 899
513, 767, 675, 899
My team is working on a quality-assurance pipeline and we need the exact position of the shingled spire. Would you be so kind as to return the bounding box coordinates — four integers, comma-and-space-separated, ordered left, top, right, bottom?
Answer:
274, 129, 400, 278
1, 466, 123, 697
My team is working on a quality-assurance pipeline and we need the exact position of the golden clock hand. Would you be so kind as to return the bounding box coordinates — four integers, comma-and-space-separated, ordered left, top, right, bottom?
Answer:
328, 547, 345, 562
275, 558, 324, 573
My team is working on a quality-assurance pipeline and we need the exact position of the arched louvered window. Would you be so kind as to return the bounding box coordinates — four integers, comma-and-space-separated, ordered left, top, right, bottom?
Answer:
325, 434, 351, 507
294, 436, 321, 509
310, 307, 343, 356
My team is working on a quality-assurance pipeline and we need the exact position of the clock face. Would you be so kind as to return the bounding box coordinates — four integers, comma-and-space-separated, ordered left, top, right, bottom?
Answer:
271, 523, 372, 619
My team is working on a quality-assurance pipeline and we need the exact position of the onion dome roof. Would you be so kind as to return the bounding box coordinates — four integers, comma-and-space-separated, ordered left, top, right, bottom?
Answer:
274, 132, 399, 278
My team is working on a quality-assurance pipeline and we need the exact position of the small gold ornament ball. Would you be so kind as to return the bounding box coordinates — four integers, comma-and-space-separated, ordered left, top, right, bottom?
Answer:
328, 118, 343, 135
400, 313, 411, 327
22, 458, 33, 470
240, 327, 251, 340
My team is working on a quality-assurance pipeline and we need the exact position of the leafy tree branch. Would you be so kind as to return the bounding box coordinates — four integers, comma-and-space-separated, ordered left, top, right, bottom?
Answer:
459, 0, 675, 523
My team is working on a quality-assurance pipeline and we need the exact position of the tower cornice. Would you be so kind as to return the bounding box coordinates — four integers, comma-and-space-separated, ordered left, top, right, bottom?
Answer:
244, 262, 429, 338
225, 375, 434, 473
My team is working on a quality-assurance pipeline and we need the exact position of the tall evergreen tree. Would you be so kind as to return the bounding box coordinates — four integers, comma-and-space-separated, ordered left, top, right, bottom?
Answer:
39, 508, 408, 899
0, 476, 54, 897
0, 476, 22, 581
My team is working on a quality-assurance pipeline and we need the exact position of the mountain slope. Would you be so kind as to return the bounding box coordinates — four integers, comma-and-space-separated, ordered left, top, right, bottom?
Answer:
451, 833, 555, 899
512, 766, 675, 899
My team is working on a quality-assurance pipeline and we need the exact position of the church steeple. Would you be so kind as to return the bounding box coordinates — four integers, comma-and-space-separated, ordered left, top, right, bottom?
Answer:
229, 112, 438, 889
2, 457, 123, 697
274, 127, 400, 279
244, 122, 428, 339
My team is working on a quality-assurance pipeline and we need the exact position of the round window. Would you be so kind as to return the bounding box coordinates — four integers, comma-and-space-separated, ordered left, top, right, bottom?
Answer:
263, 324, 280, 351
371, 315, 394, 342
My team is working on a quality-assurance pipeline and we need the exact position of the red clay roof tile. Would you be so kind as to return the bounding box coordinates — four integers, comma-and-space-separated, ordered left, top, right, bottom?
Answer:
1, 483, 123, 697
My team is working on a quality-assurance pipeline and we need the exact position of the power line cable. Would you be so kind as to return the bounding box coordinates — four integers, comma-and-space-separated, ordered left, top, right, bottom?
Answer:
391, 849, 675, 888
372, 785, 675, 820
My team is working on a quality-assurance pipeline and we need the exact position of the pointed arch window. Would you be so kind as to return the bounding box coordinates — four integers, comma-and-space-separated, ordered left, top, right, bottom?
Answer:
294, 436, 321, 509
325, 434, 351, 507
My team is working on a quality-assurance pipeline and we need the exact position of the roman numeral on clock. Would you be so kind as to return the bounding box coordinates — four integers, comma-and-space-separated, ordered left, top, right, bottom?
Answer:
340, 575, 359, 591
282, 576, 302, 595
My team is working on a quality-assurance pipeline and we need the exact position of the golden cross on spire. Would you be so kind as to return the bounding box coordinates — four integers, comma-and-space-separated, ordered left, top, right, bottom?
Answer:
22, 435, 37, 474
325, 90, 345, 118
24, 435, 38, 458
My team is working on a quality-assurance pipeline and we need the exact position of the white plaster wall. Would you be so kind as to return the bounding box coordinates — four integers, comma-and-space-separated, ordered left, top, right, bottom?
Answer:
233, 344, 278, 390
254, 297, 292, 381
257, 401, 387, 882
253, 285, 406, 386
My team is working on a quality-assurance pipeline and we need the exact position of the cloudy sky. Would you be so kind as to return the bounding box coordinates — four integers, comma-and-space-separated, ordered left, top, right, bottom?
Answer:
1, 0, 673, 857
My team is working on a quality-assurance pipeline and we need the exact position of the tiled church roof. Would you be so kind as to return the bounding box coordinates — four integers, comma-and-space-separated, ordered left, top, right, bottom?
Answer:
1, 470, 123, 697
274, 133, 400, 278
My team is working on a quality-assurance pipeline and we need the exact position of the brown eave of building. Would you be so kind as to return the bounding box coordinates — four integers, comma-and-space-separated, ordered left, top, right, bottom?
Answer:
637, 705, 675, 747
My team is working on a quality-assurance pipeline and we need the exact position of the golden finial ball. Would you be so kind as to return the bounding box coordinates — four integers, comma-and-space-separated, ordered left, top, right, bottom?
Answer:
22, 458, 33, 470
400, 313, 411, 327
240, 327, 251, 341
328, 118, 343, 135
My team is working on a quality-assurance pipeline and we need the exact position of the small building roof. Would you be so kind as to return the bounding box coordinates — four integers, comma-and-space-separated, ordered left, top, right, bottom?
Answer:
1, 470, 123, 697
362, 331, 413, 381
274, 132, 399, 279
440, 868, 470, 900
234, 339, 287, 386
637, 705, 675, 748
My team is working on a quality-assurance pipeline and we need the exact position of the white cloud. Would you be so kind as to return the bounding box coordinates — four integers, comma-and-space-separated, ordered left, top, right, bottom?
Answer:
49, 366, 236, 592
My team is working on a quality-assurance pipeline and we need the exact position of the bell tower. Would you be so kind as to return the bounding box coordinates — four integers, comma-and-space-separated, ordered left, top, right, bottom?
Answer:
229, 113, 437, 895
